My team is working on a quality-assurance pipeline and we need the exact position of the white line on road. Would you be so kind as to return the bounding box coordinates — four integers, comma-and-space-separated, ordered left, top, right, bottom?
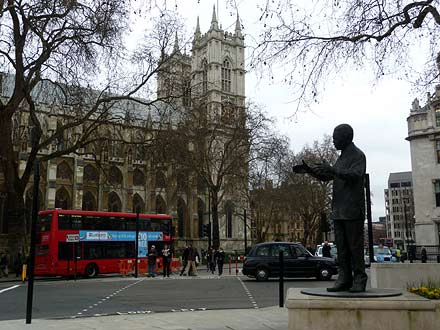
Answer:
237, 277, 259, 309
0, 285, 20, 294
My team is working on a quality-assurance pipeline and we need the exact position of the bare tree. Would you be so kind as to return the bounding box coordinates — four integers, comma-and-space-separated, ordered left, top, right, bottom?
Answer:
0, 1, 184, 247
250, 0, 440, 108
155, 100, 278, 248
249, 134, 338, 246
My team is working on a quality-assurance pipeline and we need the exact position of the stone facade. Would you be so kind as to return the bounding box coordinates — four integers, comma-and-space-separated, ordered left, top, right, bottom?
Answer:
406, 87, 440, 245
0, 8, 250, 253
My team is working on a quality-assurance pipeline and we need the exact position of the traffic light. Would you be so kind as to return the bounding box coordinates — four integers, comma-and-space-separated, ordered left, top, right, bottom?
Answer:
320, 213, 330, 233
202, 224, 210, 237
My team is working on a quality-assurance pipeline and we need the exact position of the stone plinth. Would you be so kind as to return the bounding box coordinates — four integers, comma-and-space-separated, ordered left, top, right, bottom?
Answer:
286, 288, 438, 330
371, 263, 440, 289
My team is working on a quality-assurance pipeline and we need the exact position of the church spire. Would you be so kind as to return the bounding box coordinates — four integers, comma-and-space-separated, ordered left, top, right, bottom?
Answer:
235, 13, 242, 37
210, 5, 218, 30
173, 31, 180, 53
194, 16, 201, 38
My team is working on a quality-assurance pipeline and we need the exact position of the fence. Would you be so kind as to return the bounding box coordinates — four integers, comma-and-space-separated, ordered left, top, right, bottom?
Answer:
402, 245, 440, 262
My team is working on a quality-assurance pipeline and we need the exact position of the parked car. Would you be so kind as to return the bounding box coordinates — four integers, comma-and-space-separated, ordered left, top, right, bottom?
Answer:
242, 242, 338, 281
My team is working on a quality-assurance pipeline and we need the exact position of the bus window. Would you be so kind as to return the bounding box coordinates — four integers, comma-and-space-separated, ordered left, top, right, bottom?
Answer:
37, 214, 52, 232
84, 242, 104, 259
161, 221, 171, 235
139, 218, 151, 231
71, 215, 82, 230
126, 217, 136, 231
102, 242, 135, 259
58, 242, 81, 260
151, 219, 161, 232
58, 214, 71, 230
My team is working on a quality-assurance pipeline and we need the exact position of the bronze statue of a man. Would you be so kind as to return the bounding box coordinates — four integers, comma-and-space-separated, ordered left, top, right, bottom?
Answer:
293, 124, 367, 293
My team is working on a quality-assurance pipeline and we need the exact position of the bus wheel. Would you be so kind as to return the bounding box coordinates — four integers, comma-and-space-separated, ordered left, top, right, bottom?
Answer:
85, 263, 98, 278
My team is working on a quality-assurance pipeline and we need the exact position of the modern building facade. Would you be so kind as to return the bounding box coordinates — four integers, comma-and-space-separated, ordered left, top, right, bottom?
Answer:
384, 172, 415, 250
407, 85, 440, 246
0, 8, 249, 253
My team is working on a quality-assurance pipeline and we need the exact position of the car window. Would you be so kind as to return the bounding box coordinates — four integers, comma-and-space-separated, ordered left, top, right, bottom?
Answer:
270, 244, 292, 257
255, 245, 270, 256
291, 245, 310, 257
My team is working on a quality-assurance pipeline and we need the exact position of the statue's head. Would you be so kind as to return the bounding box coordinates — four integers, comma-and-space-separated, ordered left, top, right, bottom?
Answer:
333, 124, 353, 150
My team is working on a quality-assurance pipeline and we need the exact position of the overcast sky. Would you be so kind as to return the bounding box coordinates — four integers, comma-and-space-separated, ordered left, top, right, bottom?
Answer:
132, 0, 421, 221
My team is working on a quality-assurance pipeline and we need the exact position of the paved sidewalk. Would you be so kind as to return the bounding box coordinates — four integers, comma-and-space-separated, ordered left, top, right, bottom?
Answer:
0, 306, 288, 330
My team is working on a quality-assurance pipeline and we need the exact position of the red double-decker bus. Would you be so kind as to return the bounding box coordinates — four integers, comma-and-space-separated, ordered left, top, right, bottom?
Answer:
35, 209, 173, 277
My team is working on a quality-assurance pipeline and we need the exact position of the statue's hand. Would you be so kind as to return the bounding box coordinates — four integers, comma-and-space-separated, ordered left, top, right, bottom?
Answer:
292, 164, 308, 174
312, 161, 334, 176
292, 160, 312, 174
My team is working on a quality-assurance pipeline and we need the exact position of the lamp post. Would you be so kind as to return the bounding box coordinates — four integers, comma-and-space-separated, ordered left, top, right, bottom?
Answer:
403, 199, 413, 262
243, 209, 247, 253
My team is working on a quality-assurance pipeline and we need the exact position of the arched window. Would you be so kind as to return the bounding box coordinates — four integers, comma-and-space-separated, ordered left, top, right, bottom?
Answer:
108, 192, 122, 212
132, 193, 144, 214
83, 165, 99, 183
133, 169, 145, 187
202, 59, 208, 94
225, 201, 234, 238
108, 166, 123, 186
56, 161, 73, 181
155, 171, 166, 189
82, 191, 96, 211
221, 59, 231, 92
156, 195, 166, 214
55, 187, 71, 209
183, 80, 191, 106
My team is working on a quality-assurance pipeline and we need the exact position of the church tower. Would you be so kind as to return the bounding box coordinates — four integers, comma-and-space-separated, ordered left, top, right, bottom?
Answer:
191, 6, 245, 121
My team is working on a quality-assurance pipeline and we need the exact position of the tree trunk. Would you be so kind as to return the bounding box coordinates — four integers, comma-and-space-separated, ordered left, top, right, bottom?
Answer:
211, 189, 220, 248
0, 111, 27, 252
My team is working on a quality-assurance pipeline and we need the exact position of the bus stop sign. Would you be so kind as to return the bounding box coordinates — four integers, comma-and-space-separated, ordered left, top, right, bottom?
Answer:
66, 234, 80, 242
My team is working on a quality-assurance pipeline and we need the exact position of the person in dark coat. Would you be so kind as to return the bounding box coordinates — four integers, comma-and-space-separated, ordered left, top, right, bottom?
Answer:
183, 244, 198, 276
179, 245, 189, 276
0, 252, 9, 278
14, 252, 24, 278
162, 244, 172, 277
421, 247, 427, 263
293, 124, 367, 293
207, 247, 216, 274
147, 245, 158, 277
215, 247, 225, 276
322, 241, 332, 258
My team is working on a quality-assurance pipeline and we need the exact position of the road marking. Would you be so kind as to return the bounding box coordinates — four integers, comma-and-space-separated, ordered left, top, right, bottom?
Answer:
237, 277, 259, 309
0, 285, 20, 294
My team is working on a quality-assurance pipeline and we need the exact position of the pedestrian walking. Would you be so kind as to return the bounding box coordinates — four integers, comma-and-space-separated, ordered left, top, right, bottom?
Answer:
183, 244, 198, 276
207, 247, 216, 274
14, 252, 24, 278
0, 252, 9, 278
421, 247, 427, 263
215, 247, 225, 276
147, 245, 158, 277
179, 245, 189, 276
162, 244, 172, 277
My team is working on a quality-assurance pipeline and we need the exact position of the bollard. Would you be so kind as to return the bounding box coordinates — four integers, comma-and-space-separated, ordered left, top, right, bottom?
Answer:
22, 264, 27, 282
279, 251, 284, 307
235, 259, 238, 275
228, 259, 231, 275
